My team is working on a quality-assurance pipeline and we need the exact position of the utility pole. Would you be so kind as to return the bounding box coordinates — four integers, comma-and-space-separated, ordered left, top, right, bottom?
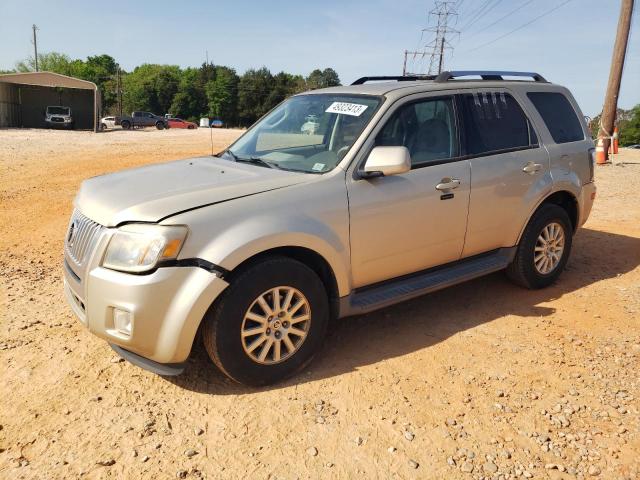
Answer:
598, 0, 635, 162
116, 65, 123, 117
32, 24, 39, 71
402, 1, 459, 76
426, 1, 459, 75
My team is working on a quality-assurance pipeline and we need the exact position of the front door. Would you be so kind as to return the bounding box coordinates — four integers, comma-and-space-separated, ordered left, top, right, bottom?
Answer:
347, 94, 471, 288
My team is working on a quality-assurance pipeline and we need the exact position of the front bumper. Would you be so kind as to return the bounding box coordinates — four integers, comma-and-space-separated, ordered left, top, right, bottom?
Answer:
64, 258, 229, 366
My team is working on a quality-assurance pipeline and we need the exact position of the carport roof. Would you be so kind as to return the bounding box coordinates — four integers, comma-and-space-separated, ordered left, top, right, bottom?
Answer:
0, 71, 96, 90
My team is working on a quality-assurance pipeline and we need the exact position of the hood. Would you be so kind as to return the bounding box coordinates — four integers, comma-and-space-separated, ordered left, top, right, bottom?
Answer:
75, 156, 310, 226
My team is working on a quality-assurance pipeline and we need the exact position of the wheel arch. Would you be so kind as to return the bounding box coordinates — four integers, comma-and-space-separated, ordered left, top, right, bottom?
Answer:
225, 246, 341, 320
517, 189, 579, 244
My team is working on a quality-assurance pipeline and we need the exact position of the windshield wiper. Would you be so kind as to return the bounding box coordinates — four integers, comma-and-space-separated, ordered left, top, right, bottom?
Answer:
237, 157, 279, 169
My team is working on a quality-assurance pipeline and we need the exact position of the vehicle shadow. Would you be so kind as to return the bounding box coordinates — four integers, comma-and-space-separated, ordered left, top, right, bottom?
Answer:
164, 228, 640, 395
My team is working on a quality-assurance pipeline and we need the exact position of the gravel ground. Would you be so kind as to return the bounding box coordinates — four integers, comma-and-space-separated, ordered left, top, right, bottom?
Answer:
1, 129, 639, 479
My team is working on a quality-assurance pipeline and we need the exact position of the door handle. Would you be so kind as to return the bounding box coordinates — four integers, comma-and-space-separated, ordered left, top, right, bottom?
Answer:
522, 162, 542, 174
435, 178, 460, 191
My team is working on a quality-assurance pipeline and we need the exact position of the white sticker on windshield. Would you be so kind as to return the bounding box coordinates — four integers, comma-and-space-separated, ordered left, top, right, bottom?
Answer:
325, 102, 368, 117
312, 163, 325, 171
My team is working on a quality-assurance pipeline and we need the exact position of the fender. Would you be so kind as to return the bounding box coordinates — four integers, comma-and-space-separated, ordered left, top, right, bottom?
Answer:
166, 180, 353, 297
515, 168, 581, 244
201, 216, 351, 297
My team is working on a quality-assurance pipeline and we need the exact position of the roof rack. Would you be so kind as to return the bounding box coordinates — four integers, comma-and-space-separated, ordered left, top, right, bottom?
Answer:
351, 75, 436, 85
434, 70, 547, 83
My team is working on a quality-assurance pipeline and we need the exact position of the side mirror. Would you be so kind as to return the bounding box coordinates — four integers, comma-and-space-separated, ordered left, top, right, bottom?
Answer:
361, 146, 411, 178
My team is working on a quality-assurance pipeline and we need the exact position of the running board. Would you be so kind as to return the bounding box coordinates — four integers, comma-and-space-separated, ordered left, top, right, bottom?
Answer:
338, 247, 516, 318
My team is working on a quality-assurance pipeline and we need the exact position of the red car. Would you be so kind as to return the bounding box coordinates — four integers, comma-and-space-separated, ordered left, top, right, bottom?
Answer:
167, 118, 197, 129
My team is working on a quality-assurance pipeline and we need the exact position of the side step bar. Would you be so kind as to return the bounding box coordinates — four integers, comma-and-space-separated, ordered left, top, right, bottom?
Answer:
338, 248, 516, 318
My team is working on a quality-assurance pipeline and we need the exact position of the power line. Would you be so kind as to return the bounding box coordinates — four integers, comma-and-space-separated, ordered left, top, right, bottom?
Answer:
462, 0, 504, 31
466, 0, 535, 38
460, 0, 493, 29
465, 0, 574, 52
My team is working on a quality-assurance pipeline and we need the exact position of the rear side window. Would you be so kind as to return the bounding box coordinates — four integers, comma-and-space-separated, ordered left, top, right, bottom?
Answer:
527, 92, 584, 143
460, 92, 537, 156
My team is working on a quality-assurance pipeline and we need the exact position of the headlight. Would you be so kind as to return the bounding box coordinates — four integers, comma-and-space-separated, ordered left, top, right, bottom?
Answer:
102, 224, 188, 273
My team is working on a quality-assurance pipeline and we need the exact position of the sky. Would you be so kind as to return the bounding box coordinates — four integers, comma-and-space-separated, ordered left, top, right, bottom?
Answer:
0, 0, 638, 116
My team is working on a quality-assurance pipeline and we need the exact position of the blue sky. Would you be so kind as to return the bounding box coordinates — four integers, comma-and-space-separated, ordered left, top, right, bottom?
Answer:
1, 0, 638, 116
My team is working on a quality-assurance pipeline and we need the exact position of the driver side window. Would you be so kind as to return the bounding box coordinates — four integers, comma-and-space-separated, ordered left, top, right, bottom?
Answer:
376, 97, 458, 167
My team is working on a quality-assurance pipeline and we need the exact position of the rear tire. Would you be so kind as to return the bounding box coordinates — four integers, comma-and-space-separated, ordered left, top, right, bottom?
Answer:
121, 120, 131, 130
202, 257, 329, 386
506, 204, 572, 289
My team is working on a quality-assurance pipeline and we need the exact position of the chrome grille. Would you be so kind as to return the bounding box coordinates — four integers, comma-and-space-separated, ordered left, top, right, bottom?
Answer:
65, 210, 103, 266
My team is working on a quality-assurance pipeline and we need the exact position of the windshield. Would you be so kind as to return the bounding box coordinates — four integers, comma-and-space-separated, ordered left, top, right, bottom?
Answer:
224, 94, 381, 173
47, 107, 70, 115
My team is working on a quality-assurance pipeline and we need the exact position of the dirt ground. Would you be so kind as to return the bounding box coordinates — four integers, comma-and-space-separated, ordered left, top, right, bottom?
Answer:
1, 128, 638, 480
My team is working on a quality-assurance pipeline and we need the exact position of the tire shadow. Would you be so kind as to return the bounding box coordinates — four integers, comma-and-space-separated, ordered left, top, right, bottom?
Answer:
164, 227, 640, 394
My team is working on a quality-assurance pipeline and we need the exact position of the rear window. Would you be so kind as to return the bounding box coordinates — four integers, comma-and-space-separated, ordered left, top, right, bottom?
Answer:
460, 92, 537, 156
527, 92, 584, 144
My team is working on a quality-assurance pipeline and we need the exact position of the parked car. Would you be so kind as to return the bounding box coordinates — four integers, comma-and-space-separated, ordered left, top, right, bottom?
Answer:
100, 116, 117, 130
167, 118, 198, 129
119, 111, 168, 130
627, 144, 640, 149
63, 71, 596, 386
210, 119, 224, 128
45, 105, 73, 129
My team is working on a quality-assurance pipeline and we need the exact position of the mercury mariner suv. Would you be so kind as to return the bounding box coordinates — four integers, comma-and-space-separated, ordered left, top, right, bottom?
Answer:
63, 71, 596, 386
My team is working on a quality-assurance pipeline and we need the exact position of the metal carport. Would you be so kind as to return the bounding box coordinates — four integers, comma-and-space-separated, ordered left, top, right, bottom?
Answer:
0, 72, 101, 131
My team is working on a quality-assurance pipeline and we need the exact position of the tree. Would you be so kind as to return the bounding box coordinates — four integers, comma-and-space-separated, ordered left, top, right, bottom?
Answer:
170, 67, 206, 120
15, 52, 73, 74
619, 104, 640, 146
206, 66, 239, 124
267, 72, 306, 107
306, 67, 341, 90
237, 67, 275, 125
122, 64, 180, 114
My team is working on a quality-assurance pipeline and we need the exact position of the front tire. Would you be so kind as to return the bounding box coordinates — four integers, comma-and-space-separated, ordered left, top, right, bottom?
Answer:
506, 204, 573, 289
156, 121, 165, 130
202, 257, 329, 386
121, 120, 131, 130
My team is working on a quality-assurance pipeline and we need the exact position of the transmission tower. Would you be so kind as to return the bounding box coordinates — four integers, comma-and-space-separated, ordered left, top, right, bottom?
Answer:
403, 1, 459, 76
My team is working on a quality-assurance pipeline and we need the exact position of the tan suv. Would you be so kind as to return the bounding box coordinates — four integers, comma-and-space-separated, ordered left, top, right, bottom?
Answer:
63, 71, 596, 385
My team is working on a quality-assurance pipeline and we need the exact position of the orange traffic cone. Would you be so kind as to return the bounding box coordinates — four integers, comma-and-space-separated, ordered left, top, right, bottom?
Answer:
595, 137, 607, 165
612, 127, 619, 154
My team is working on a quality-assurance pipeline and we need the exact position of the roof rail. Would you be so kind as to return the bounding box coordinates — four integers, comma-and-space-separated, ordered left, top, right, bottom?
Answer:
434, 70, 548, 83
351, 75, 436, 85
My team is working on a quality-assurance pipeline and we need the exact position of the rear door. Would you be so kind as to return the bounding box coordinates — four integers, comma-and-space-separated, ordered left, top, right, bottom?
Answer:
459, 88, 551, 257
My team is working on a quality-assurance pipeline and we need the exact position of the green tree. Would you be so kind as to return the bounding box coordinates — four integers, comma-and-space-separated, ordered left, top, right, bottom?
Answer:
123, 64, 180, 114
206, 66, 239, 124
237, 67, 275, 125
15, 51, 73, 74
306, 67, 341, 90
619, 104, 640, 146
267, 72, 306, 107
170, 67, 207, 120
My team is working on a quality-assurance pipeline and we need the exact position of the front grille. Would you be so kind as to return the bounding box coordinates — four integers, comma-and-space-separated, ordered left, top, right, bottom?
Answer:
65, 210, 104, 266
51, 117, 64, 123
